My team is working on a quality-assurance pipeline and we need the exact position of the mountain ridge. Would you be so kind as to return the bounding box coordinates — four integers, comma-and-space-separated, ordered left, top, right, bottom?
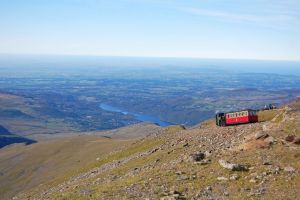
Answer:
9, 98, 300, 199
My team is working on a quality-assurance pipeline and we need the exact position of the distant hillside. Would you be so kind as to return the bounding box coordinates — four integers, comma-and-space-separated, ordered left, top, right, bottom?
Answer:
0, 92, 78, 136
9, 99, 300, 199
0, 109, 34, 119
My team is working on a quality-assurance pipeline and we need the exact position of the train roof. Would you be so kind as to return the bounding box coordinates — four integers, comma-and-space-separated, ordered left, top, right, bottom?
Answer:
217, 109, 257, 115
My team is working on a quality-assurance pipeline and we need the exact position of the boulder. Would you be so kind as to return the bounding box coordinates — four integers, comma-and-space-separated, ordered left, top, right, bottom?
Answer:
293, 137, 300, 144
229, 174, 240, 180
285, 135, 300, 144
285, 135, 295, 142
160, 190, 185, 200
254, 131, 269, 140
183, 143, 189, 147
284, 166, 296, 173
218, 160, 249, 171
196, 159, 211, 165
262, 124, 269, 131
204, 150, 212, 157
264, 136, 276, 144
217, 176, 228, 181
190, 152, 205, 161
176, 175, 189, 181
263, 161, 272, 165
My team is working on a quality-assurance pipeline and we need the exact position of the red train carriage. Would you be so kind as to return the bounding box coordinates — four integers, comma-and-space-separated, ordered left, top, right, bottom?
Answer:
216, 109, 258, 126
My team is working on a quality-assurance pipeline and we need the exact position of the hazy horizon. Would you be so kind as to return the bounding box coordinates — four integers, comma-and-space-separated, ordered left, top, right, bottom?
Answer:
1, 54, 300, 76
1, 53, 300, 62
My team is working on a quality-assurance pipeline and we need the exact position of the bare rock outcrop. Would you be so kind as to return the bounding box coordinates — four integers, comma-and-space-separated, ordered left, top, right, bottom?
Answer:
218, 160, 249, 171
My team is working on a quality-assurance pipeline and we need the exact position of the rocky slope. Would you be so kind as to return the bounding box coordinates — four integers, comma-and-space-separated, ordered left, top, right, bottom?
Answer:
10, 99, 300, 199
0, 122, 162, 199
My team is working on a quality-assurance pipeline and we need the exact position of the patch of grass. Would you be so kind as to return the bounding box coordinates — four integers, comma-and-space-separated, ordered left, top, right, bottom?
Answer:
0, 187, 9, 199
163, 125, 186, 133
88, 137, 164, 170
283, 121, 297, 134
274, 113, 284, 123
257, 110, 280, 122
60, 193, 91, 200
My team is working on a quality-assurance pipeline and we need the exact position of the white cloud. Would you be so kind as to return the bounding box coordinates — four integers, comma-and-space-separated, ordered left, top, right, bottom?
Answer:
182, 7, 294, 24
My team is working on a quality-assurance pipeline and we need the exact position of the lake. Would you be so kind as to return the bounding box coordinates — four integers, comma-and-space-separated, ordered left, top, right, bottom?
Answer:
100, 103, 174, 127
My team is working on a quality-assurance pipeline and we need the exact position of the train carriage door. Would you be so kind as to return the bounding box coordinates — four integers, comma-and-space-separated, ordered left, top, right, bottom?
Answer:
216, 113, 225, 126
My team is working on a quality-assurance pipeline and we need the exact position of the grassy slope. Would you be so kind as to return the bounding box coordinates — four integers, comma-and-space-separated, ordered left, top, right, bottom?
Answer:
0, 136, 133, 199
15, 101, 300, 200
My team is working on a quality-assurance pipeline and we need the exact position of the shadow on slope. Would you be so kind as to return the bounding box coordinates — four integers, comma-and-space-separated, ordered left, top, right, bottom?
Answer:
0, 125, 37, 148
0, 125, 12, 135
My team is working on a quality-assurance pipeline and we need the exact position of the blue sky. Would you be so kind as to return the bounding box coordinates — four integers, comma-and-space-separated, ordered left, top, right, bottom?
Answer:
0, 0, 299, 60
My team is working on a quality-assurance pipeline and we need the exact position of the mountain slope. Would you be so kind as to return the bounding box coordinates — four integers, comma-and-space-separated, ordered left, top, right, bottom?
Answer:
0, 136, 133, 199
13, 99, 300, 199
0, 122, 162, 199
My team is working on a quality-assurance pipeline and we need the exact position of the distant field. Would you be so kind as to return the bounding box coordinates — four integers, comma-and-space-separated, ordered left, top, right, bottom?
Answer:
0, 93, 78, 136
1, 65, 300, 136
